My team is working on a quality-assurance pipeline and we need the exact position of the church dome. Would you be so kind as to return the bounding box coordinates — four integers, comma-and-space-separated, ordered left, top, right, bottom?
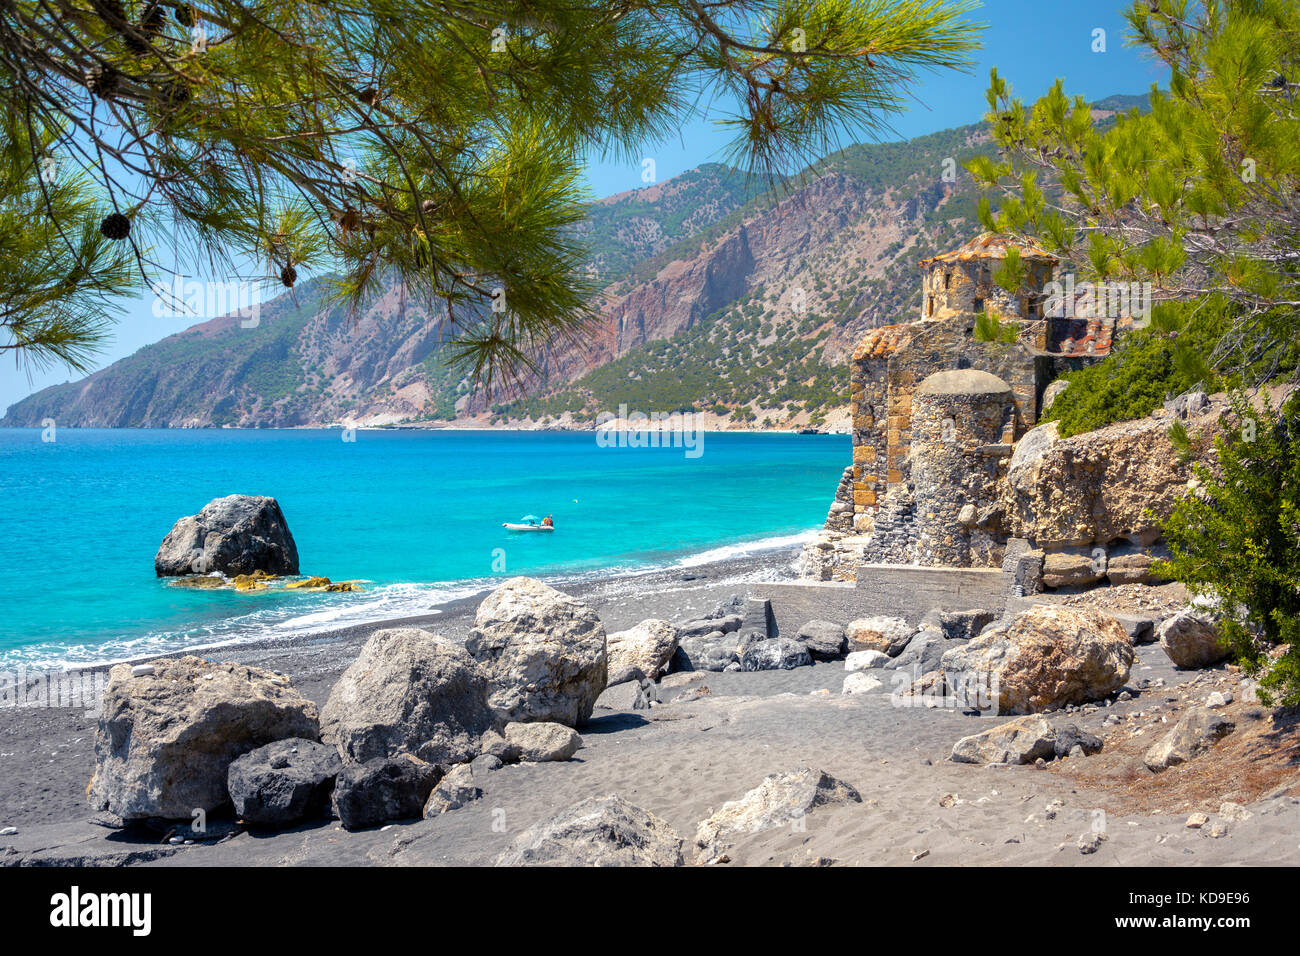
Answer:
915, 368, 1013, 398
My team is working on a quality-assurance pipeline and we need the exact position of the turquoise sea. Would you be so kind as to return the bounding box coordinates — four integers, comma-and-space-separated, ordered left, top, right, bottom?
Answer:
0, 428, 848, 668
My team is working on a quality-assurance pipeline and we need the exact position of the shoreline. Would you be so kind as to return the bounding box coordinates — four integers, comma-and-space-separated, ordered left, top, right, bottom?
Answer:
0, 423, 851, 435
0, 528, 817, 674
0, 543, 799, 831
3, 548, 1299, 867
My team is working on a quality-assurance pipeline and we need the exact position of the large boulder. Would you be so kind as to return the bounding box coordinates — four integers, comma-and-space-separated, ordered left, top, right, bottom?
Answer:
88, 657, 319, 822
606, 620, 679, 686
226, 738, 340, 827
1144, 708, 1235, 771
796, 620, 847, 660
694, 768, 861, 863
495, 795, 684, 866
331, 755, 441, 830
678, 630, 743, 671
1041, 553, 1102, 589
154, 494, 299, 577
320, 628, 498, 765
951, 715, 1057, 765
1157, 609, 1229, 669
739, 637, 812, 672
1000, 417, 1205, 549
503, 721, 582, 762
464, 577, 607, 727
846, 616, 912, 656
939, 605, 1134, 714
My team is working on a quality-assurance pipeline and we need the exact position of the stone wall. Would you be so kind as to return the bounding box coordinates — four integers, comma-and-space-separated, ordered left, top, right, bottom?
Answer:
910, 371, 1014, 567
761, 565, 1013, 631
846, 316, 1040, 537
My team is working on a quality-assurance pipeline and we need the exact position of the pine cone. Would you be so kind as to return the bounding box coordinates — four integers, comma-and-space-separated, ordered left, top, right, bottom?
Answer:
122, 29, 151, 55
280, 264, 297, 287
100, 213, 131, 240
91, 0, 128, 29
173, 3, 195, 27
86, 65, 121, 99
160, 78, 190, 108
140, 3, 166, 33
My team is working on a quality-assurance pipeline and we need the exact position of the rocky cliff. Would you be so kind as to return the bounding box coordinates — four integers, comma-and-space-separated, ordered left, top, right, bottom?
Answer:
0, 123, 1000, 428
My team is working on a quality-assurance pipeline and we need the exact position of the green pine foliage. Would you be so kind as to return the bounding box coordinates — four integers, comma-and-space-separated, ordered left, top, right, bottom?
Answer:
0, 112, 137, 372
970, 0, 1300, 387
1, 0, 981, 384
1157, 390, 1300, 706
972, 308, 1018, 344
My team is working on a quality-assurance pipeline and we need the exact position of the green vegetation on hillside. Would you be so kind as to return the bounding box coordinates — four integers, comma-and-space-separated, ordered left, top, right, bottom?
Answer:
5, 0, 981, 386
583, 164, 773, 286
1043, 299, 1299, 438
491, 287, 845, 425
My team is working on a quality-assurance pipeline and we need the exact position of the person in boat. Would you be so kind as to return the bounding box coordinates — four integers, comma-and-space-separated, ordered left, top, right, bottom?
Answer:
542, 514, 553, 527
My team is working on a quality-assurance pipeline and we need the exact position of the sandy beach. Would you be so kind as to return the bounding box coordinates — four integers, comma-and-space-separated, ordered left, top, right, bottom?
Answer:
3, 544, 1298, 868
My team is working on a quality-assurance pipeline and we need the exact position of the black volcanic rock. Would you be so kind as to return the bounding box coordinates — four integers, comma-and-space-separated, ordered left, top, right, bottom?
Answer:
154, 494, 299, 576
227, 738, 340, 827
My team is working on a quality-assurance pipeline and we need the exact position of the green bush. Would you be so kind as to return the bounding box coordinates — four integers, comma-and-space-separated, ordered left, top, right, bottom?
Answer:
1157, 390, 1300, 706
1042, 299, 1296, 438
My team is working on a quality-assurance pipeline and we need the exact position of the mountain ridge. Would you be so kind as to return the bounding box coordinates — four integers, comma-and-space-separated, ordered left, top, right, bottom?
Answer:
2, 96, 1150, 430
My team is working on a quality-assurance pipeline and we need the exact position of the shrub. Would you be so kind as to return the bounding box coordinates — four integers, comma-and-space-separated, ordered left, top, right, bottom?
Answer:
1157, 390, 1300, 706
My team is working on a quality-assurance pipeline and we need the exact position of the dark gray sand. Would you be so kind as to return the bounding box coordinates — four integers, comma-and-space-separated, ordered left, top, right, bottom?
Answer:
0, 548, 793, 832
4, 547, 1300, 866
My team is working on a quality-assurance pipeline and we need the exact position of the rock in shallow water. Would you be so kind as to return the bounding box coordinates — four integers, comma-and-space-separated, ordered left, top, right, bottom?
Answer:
496, 795, 684, 866
154, 494, 299, 577
319, 628, 498, 766
227, 738, 340, 827
88, 656, 320, 822
465, 577, 607, 727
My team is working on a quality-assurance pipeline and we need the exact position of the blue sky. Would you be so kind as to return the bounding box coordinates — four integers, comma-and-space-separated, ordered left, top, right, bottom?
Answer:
1, 0, 1170, 415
